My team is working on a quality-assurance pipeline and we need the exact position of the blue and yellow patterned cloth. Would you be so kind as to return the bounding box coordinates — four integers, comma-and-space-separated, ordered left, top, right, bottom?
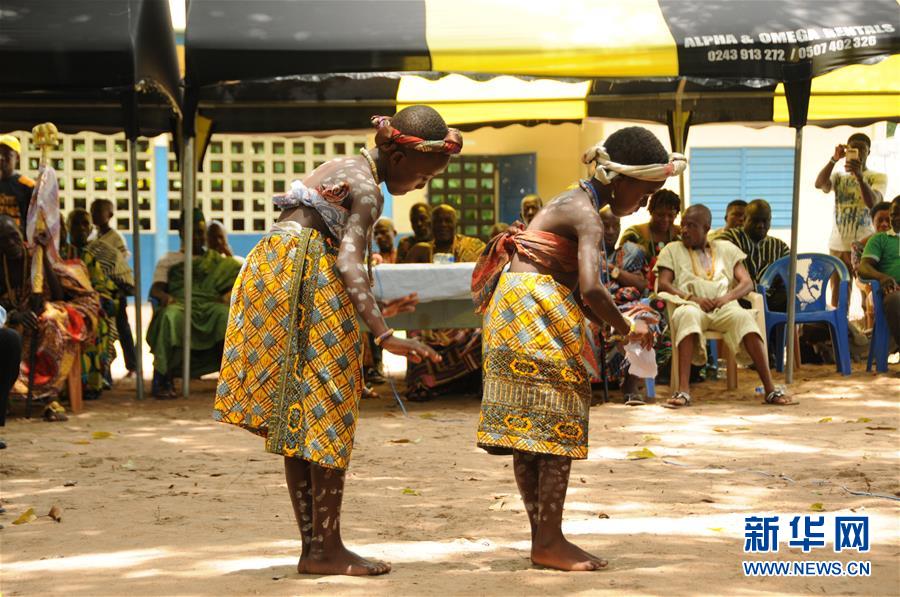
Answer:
214, 222, 362, 470
477, 272, 591, 459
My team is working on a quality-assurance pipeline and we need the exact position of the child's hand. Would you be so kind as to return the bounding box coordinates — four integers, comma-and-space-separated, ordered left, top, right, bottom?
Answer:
626, 318, 654, 350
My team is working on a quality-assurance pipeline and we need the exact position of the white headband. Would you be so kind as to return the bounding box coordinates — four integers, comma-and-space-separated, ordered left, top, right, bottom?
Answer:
582, 144, 687, 184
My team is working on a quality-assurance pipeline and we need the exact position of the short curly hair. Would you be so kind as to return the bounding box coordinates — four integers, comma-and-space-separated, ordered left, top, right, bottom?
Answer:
391, 106, 449, 142
604, 126, 669, 167
648, 189, 681, 213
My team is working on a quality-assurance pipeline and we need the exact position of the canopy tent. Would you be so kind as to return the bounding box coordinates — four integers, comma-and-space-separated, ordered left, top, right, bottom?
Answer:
183, 0, 900, 388
0, 0, 182, 401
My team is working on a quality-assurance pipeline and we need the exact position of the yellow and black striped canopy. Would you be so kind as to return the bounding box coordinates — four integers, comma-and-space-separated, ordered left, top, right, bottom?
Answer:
185, 0, 899, 132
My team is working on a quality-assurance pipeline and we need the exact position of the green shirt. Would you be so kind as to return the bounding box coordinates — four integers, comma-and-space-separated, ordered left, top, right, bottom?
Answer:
862, 231, 900, 282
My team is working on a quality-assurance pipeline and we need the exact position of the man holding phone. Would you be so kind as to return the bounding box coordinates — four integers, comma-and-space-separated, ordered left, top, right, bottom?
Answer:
815, 133, 887, 307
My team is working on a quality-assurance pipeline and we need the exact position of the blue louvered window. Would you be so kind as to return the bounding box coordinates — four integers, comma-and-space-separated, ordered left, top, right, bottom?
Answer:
689, 147, 795, 229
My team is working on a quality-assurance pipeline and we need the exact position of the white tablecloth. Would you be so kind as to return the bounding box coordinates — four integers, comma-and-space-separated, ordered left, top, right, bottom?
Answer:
371, 263, 475, 303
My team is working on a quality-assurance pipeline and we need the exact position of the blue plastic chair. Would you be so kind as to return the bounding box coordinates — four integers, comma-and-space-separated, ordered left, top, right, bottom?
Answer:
757, 253, 851, 376
861, 279, 890, 373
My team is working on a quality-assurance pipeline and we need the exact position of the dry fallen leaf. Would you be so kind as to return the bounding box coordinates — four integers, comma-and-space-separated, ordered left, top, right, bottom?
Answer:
818, 417, 833, 424
389, 439, 411, 444
13, 508, 37, 525
91, 431, 113, 440
810, 502, 825, 512
708, 527, 724, 533
866, 426, 897, 431
627, 447, 657, 460
489, 500, 506, 511
48, 505, 62, 522
63, 481, 77, 487
71, 440, 91, 445
597, 512, 610, 519
121, 460, 136, 471
402, 488, 420, 496
418, 413, 437, 420
641, 434, 661, 442
850, 417, 872, 423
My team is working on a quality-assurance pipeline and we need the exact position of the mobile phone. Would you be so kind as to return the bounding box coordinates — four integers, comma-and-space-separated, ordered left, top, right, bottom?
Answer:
845, 147, 859, 161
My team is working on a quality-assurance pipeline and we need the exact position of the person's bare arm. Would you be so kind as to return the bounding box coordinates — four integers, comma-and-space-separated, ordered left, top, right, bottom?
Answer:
845, 160, 881, 208
858, 257, 897, 292
336, 180, 439, 363
656, 267, 688, 300
658, 266, 716, 312
615, 268, 648, 292
715, 262, 754, 306
570, 200, 632, 337
815, 145, 842, 192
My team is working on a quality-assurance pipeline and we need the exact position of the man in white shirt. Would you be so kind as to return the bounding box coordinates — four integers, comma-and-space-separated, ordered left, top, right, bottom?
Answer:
815, 132, 887, 307
655, 205, 794, 408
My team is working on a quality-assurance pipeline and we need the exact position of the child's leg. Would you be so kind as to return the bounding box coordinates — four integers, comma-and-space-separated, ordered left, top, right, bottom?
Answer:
284, 457, 313, 558
296, 462, 391, 576
513, 450, 540, 540
531, 454, 607, 571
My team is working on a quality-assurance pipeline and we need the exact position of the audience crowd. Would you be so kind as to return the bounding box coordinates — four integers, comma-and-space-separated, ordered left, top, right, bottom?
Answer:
1, 130, 896, 424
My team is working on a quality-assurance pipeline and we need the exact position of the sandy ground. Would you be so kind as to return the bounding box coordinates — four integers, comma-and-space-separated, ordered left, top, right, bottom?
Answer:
1, 360, 898, 597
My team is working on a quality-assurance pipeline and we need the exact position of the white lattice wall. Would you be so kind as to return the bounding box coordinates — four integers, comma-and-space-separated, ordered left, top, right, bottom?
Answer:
11, 131, 155, 233
166, 134, 369, 233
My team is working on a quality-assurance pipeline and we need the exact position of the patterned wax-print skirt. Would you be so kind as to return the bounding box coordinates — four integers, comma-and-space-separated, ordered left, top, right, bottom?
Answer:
477, 272, 591, 459
213, 223, 363, 470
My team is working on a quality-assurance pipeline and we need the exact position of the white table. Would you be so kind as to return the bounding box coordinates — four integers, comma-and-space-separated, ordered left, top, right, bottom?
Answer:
370, 263, 481, 330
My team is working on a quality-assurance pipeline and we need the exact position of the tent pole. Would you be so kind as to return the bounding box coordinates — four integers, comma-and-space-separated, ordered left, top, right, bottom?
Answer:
181, 136, 195, 398
674, 78, 687, 207
128, 135, 145, 400
784, 127, 803, 384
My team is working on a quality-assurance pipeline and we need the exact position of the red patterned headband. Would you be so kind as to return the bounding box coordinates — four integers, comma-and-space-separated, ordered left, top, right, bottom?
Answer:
371, 115, 463, 155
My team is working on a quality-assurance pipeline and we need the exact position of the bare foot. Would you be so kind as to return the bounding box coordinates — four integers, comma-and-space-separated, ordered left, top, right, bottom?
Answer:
531, 537, 608, 571
297, 547, 391, 576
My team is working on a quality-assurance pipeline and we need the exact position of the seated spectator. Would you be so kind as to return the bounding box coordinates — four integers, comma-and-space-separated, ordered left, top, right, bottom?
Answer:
620, 188, 681, 284
402, 204, 485, 401
0, 215, 90, 417
852, 201, 892, 330
371, 218, 397, 264
0, 135, 35, 236
146, 209, 242, 399
518, 194, 543, 228
89, 198, 137, 377
396, 202, 432, 262
716, 199, 789, 311
404, 204, 485, 263
206, 220, 241, 262
858, 195, 900, 349
0, 305, 23, 444
655, 205, 794, 408
63, 209, 119, 399
710, 199, 747, 238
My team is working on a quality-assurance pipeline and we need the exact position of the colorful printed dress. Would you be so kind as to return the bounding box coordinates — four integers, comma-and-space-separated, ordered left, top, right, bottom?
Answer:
214, 163, 381, 470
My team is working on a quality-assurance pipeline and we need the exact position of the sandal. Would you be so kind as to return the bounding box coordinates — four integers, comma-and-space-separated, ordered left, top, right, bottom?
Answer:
362, 386, 380, 400
624, 393, 646, 406
764, 388, 797, 406
663, 391, 692, 409
43, 401, 68, 422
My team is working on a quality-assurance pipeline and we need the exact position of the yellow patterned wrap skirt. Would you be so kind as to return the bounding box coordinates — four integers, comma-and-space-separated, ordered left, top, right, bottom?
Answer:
213, 223, 362, 470
477, 272, 591, 459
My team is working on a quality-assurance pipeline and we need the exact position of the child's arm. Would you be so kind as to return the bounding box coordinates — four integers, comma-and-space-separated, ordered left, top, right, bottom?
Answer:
572, 198, 652, 347
335, 187, 390, 337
